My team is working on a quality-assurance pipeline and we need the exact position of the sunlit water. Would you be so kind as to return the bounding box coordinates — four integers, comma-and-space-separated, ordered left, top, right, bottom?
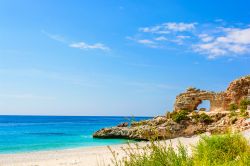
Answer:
0, 116, 151, 154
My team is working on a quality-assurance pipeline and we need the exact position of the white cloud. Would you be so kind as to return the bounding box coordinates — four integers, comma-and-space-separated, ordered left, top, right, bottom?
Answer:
69, 42, 110, 51
126, 36, 159, 48
170, 35, 191, 45
139, 25, 168, 34
163, 22, 196, 32
42, 30, 110, 51
134, 22, 196, 48
139, 22, 196, 34
194, 28, 250, 58
135, 39, 160, 48
133, 21, 250, 59
137, 39, 155, 44
198, 34, 214, 42
176, 35, 191, 39
42, 30, 66, 43
221, 28, 250, 44
154, 36, 168, 41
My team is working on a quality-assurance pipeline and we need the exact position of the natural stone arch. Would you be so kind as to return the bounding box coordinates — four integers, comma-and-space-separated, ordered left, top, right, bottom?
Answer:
174, 91, 224, 112
174, 75, 250, 112
174, 87, 219, 112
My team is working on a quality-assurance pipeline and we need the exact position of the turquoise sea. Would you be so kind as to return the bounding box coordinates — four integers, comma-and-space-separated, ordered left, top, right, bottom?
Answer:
0, 116, 150, 154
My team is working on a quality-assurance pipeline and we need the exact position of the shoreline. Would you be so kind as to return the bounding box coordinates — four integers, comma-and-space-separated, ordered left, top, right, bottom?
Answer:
1, 129, 249, 166
0, 135, 201, 166
0, 139, 134, 155
0, 140, 134, 155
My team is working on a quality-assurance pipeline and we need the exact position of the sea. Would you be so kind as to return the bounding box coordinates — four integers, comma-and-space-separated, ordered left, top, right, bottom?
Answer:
0, 116, 151, 154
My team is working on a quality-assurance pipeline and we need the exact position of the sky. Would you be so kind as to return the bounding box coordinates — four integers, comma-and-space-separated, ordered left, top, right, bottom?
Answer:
0, 0, 249, 116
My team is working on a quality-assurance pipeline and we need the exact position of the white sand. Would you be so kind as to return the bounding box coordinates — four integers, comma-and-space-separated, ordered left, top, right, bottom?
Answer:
0, 129, 249, 166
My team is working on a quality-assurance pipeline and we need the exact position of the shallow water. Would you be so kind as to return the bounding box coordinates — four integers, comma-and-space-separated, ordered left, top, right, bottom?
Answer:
0, 116, 150, 154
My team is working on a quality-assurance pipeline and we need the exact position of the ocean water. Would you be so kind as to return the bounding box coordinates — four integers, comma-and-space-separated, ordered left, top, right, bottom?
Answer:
0, 116, 150, 154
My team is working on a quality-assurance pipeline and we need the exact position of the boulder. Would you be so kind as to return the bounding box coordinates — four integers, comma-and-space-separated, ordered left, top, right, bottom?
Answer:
117, 122, 128, 127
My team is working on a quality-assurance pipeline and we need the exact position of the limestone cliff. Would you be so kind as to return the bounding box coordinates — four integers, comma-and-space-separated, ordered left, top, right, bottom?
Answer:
174, 75, 250, 112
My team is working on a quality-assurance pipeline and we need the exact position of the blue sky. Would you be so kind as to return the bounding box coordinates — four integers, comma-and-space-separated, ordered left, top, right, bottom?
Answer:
0, 0, 249, 116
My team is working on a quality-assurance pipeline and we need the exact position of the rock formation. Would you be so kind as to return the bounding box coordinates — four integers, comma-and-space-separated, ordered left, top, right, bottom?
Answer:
174, 75, 250, 112
93, 112, 250, 140
93, 116, 192, 140
93, 75, 250, 140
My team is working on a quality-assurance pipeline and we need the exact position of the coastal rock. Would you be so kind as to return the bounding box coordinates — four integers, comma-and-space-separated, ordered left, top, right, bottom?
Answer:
174, 75, 250, 112
117, 122, 128, 127
93, 127, 134, 139
93, 111, 249, 140
93, 75, 250, 140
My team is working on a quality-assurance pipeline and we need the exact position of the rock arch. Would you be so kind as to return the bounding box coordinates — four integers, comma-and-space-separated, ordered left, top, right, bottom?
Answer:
174, 88, 223, 112
174, 75, 250, 112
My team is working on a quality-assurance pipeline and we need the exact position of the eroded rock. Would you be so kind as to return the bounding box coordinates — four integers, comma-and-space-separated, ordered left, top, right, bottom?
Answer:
93, 75, 250, 140
117, 122, 128, 127
174, 75, 250, 112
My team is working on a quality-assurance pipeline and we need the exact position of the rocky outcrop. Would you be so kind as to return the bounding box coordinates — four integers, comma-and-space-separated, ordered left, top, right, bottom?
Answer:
117, 122, 129, 127
93, 112, 250, 140
174, 75, 250, 112
93, 127, 136, 139
93, 75, 250, 140
93, 116, 188, 140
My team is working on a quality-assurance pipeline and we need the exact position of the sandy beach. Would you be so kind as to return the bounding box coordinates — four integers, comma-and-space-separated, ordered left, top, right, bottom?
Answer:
0, 129, 249, 166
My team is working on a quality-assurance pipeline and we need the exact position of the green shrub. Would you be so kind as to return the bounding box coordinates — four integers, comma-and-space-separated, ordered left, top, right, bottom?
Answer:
229, 103, 238, 117
172, 110, 189, 123
229, 103, 238, 111
108, 133, 250, 166
239, 98, 250, 110
192, 133, 250, 166
230, 110, 237, 117
198, 113, 213, 124
131, 120, 149, 127
240, 108, 248, 117
109, 141, 192, 166
190, 112, 200, 123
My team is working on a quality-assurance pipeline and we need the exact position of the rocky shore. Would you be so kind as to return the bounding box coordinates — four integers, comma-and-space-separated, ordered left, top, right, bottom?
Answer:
93, 112, 250, 140
93, 75, 250, 140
